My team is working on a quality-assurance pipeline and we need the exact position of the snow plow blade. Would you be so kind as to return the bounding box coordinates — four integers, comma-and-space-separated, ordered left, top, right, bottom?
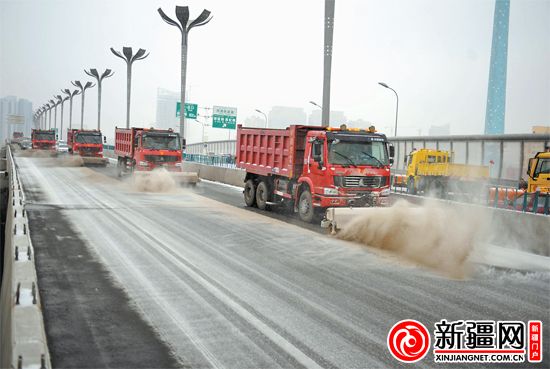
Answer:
321, 207, 389, 235
81, 157, 109, 166
132, 170, 200, 186
172, 171, 200, 186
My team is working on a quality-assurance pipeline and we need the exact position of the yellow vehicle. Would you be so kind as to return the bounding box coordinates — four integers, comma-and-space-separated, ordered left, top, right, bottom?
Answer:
404, 149, 489, 196
526, 151, 550, 193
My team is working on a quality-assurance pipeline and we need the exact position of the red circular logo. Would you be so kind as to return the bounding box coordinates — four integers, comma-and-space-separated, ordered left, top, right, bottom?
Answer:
387, 320, 430, 363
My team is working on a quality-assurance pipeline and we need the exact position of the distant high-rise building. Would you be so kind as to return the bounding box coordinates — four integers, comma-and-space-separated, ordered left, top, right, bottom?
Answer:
18, 98, 33, 136
267, 106, 307, 129
308, 110, 347, 126
428, 124, 450, 136
1, 96, 34, 142
484, 0, 510, 135
155, 88, 179, 130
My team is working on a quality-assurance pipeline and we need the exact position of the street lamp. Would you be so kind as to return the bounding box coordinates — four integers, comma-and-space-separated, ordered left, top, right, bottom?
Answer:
84, 68, 114, 131
255, 109, 268, 128
194, 117, 210, 146
158, 5, 212, 141
309, 101, 322, 109
57, 95, 69, 141
54, 95, 63, 131
71, 80, 95, 130
378, 82, 399, 136
48, 100, 55, 129
111, 47, 149, 129
62, 89, 81, 131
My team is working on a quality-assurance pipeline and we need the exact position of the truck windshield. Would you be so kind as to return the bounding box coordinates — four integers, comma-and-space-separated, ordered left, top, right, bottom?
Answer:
143, 134, 181, 150
75, 134, 102, 144
328, 140, 388, 167
33, 133, 55, 141
534, 158, 550, 176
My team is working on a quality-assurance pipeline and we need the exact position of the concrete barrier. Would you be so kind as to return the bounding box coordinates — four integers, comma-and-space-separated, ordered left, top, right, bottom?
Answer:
392, 193, 550, 257
182, 162, 245, 187
0, 146, 51, 369
182, 162, 550, 256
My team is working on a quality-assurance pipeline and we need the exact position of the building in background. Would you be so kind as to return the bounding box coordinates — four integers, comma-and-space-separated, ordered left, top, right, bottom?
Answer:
18, 98, 33, 135
155, 88, 179, 130
429, 124, 450, 136
0, 95, 32, 142
267, 106, 307, 129
308, 110, 347, 126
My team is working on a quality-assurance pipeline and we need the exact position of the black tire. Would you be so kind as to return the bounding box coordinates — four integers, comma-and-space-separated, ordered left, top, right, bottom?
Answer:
244, 179, 256, 207
256, 181, 270, 210
407, 177, 416, 194
298, 190, 315, 223
116, 158, 123, 177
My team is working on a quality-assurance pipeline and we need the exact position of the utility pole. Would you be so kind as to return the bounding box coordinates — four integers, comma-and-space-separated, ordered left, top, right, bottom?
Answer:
322, 0, 335, 127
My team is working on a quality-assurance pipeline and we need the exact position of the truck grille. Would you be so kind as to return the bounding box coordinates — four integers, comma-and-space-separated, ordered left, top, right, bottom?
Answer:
144, 155, 179, 163
343, 176, 384, 188
79, 147, 100, 156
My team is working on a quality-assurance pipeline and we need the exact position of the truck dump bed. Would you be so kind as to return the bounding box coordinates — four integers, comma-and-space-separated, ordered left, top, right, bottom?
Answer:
415, 162, 488, 179
236, 125, 321, 179
114, 128, 136, 157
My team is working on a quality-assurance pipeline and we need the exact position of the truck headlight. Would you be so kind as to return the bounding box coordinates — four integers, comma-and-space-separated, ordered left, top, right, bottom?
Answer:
323, 187, 339, 196
139, 161, 149, 166
380, 188, 391, 196
175, 162, 182, 167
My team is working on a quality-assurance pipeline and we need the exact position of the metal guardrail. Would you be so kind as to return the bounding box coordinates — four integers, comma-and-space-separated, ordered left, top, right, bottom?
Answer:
184, 153, 237, 168
184, 152, 548, 215
0, 146, 51, 369
390, 175, 549, 215
185, 133, 550, 186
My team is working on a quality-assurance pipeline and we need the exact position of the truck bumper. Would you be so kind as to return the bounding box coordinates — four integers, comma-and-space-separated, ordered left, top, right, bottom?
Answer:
81, 156, 108, 166
313, 193, 390, 208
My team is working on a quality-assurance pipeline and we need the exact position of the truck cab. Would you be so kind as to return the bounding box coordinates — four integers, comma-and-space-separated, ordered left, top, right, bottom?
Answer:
72, 130, 105, 158
527, 151, 550, 193
31, 129, 56, 150
303, 127, 393, 209
115, 128, 183, 174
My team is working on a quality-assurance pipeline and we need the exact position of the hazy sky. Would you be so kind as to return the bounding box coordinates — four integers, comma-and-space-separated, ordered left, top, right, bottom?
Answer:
1, 0, 549, 142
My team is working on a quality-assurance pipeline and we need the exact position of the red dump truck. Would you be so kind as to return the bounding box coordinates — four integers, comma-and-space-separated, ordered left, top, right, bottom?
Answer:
236, 124, 394, 222
114, 127, 198, 184
31, 129, 56, 151
66, 129, 108, 166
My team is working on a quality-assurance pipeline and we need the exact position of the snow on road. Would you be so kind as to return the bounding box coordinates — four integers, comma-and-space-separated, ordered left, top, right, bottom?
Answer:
17, 156, 550, 369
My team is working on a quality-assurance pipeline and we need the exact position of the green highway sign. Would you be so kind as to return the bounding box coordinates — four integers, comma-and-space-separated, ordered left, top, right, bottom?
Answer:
176, 102, 198, 119
212, 105, 237, 129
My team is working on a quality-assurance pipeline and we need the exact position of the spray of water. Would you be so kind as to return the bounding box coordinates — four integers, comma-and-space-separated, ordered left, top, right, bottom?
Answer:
131, 168, 178, 193
336, 200, 490, 278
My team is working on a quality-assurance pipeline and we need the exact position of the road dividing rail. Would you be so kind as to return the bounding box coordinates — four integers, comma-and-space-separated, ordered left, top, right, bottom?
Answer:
0, 146, 51, 369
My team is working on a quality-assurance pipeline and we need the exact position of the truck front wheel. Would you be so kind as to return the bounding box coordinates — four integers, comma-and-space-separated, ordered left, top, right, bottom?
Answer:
244, 179, 256, 207
256, 181, 270, 210
407, 177, 416, 194
298, 190, 315, 223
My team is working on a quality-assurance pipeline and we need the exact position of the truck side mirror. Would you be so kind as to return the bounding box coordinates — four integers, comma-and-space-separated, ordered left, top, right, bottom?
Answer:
389, 158, 394, 166
181, 138, 186, 150
389, 144, 395, 158
103, 136, 107, 143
